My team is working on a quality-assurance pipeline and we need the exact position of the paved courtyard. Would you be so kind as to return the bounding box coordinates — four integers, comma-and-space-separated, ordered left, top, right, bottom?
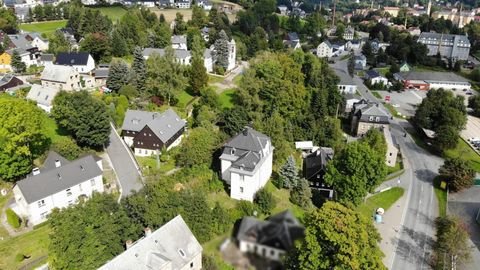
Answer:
376, 90, 425, 117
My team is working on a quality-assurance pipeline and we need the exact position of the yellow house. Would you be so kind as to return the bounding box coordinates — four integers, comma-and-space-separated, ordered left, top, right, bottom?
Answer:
0, 52, 12, 73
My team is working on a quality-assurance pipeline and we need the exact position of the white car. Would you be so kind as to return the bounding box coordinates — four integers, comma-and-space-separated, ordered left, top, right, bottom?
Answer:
392, 104, 400, 108
468, 137, 480, 143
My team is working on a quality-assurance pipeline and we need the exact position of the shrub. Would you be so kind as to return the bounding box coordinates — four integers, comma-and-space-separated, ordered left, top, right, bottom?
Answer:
254, 188, 276, 215
51, 137, 82, 160
15, 253, 25, 262
290, 179, 313, 208
235, 200, 258, 217
6, 208, 21, 229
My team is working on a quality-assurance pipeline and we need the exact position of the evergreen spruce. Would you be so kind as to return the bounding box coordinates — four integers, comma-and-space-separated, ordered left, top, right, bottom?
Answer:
132, 46, 146, 93
107, 59, 129, 92
279, 155, 299, 189
189, 35, 208, 95
213, 30, 230, 70
11, 50, 26, 73
290, 178, 313, 208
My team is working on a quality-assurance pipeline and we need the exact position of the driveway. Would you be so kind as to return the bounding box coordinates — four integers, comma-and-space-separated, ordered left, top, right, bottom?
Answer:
106, 123, 143, 197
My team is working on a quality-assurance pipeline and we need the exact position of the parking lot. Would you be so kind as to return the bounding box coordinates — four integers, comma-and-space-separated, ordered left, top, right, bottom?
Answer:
376, 90, 426, 117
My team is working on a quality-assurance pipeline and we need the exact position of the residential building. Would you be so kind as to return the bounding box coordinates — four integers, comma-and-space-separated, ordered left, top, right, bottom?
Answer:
219, 127, 273, 202
142, 48, 192, 66
121, 109, 186, 157
284, 32, 301, 50
354, 54, 367, 70
99, 215, 202, 270
316, 40, 333, 58
277, 5, 288, 15
399, 62, 411, 72
197, 0, 212, 10
26, 84, 60, 113
236, 210, 304, 261
55, 52, 95, 74
384, 6, 400, 17
0, 51, 11, 72
303, 147, 334, 198
365, 69, 388, 86
344, 93, 361, 113
417, 32, 470, 60
432, 10, 476, 28
343, 26, 355, 40
201, 27, 210, 42
370, 39, 390, 54
12, 151, 103, 225
93, 67, 109, 86
175, 0, 191, 9
28, 32, 49, 51
171, 35, 188, 50
350, 100, 390, 136
407, 27, 421, 36
383, 127, 398, 167
203, 48, 213, 73
224, 38, 236, 71
347, 39, 363, 50
332, 40, 346, 56
393, 71, 471, 91
5, 33, 41, 67
0, 73, 23, 91
39, 53, 54, 67
41, 65, 81, 91
333, 68, 357, 94
58, 28, 78, 50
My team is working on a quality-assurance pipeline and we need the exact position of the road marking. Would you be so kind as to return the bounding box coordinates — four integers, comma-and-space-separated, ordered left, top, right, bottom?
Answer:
411, 91, 423, 100
419, 199, 421, 205
421, 185, 424, 192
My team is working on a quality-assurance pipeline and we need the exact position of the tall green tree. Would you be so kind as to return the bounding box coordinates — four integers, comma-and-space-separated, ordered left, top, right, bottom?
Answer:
111, 29, 128, 57
189, 35, 208, 95
290, 178, 313, 208
324, 141, 387, 206
0, 97, 49, 181
80, 32, 111, 62
107, 59, 130, 93
279, 155, 299, 189
213, 30, 230, 70
173, 12, 187, 35
348, 51, 355, 77
51, 91, 111, 148
11, 50, 26, 73
49, 193, 139, 270
439, 158, 475, 192
361, 128, 387, 157
176, 126, 219, 168
48, 31, 70, 55
0, 8, 18, 33
433, 216, 471, 269
148, 23, 171, 48
286, 202, 386, 270
132, 46, 146, 93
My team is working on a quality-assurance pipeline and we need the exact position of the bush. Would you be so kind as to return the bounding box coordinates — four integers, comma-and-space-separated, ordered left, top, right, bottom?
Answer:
15, 253, 25, 262
51, 137, 82, 160
290, 179, 313, 208
254, 188, 276, 215
6, 208, 21, 229
235, 200, 258, 217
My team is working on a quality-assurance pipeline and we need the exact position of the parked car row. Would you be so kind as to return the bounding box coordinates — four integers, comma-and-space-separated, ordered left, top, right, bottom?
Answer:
468, 137, 480, 150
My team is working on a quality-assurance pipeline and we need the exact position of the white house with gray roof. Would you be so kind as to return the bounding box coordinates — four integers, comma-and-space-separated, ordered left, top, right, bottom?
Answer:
333, 68, 357, 94
26, 84, 60, 113
121, 109, 187, 157
171, 35, 188, 50
143, 48, 192, 65
12, 151, 103, 225
220, 127, 273, 202
41, 64, 80, 90
317, 40, 333, 58
417, 32, 470, 60
99, 215, 202, 270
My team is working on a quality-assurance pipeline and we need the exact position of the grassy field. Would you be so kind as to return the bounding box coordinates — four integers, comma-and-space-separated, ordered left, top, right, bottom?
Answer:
89, 6, 127, 22
433, 176, 447, 217
0, 225, 50, 270
19, 20, 67, 36
376, 67, 390, 77
444, 138, 480, 172
387, 159, 403, 175
176, 90, 195, 108
371, 91, 382, 99
357, 187, 405, 218
136, 156, 176, 175
43, 117, 69, 145
218, 89, 235, 109
384, 103, 405, 119
150, 8, 237, 23
208, 74, 224, 84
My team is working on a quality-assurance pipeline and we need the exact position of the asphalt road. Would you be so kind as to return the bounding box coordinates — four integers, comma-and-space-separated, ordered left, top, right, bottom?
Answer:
106, 123, 143, 197
330, 57, 444, 269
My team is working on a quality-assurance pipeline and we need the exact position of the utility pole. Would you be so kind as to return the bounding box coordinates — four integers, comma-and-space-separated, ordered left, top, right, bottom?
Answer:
332, 0, 336, 27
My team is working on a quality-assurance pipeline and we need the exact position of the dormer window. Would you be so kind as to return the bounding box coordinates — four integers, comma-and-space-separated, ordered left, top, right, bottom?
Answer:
375, 117, 380, 122
231, 148, 236, 155
369, 116, 374, 121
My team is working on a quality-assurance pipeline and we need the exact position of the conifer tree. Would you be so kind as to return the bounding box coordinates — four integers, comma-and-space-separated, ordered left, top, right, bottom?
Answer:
279, 155, 299, 189
213, 30, 230, 70
132, 46, 146, 93
11, 50, 26, 73
107, 59, 129, 93
189, 35, 208, 95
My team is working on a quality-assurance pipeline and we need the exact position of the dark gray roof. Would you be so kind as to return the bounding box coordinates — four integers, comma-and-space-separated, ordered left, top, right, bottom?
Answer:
94, 68, 109, 78
40, 53, 54, 61
122, 109, 186, 143
236, 210, 304, 251
418, 32, 470, 45
354, 54, 366, 61
99, 215, 202, 270
171, 35, 187, 44
366, 69, 382, 79
16, 152, 102, 204
333, 68, 355, 85
287, 32, 299, 41
56, 52, 91, 66
304, 147, 334, 181
353, 100, 390, 124
394, 71, 469, 83
142, 48, 191, 59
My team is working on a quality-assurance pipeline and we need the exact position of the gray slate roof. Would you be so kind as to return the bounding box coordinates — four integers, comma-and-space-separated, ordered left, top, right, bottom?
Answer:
353, 100, 390, 124
41, 65, 77, 83
142, 48, 191, 59
394, 71, 469, 83
122, 109, 186, 143
236, 210, 304, 251
99, 215, 202, 270
418, 32, 470, 45
333, 68, 355, 85
40, 53, 54, 61
16, 152, 102, 204
26, 84, 60, 107
8, 34, 34, 53
171, 35, 187, 45
94, 68, 109, 78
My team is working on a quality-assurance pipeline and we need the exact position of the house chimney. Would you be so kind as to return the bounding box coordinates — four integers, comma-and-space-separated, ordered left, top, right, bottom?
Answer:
242, 128, 248, 136
55, 159, 61, 168
144, 227, 152, 237
126, 240, 133, 249
32, 167, 40, 176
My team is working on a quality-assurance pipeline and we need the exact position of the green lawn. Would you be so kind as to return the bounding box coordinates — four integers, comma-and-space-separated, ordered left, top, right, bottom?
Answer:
383, 103, 405, 119
232, 74, 243, 86
208, 74, 224, 84
176, 90, 195, 108
218, 89, 235, 109
375, 67, 390, 77
0, 225, 50, 270
0, 182, 12, 239
136, 155, 176, 175
444, 138, 480, 172
387, 159, 403, 175
19, 20, 67, 36
357, 187, 405, 218
433, 176, 447, 217
371, 91, 382, 99
89, 6, 127, 22
43, 117, 69, 145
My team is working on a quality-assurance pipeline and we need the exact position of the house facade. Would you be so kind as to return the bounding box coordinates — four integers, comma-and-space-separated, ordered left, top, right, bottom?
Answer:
0, 51, 12, 72
343, 26, 355, 40
303, 147, 334, 198
171, 35, 188, 50
351, 100, 390, 136
26, 84, 60, 113
333, 68, 357, 94
354, 54, 367, 70
417, 32, 470, 60
365, 70, 388, 86
99, 215, 202, 270
55, 52, 95, 74
394, 71, 471, 91
12, 152, 103, 225
121, 109, 186, 157
236, 210, 304, 261
317, 41, 333, 58
0, 74, 23, 92
219, 127, 273, 202
41, 65, 81, 91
